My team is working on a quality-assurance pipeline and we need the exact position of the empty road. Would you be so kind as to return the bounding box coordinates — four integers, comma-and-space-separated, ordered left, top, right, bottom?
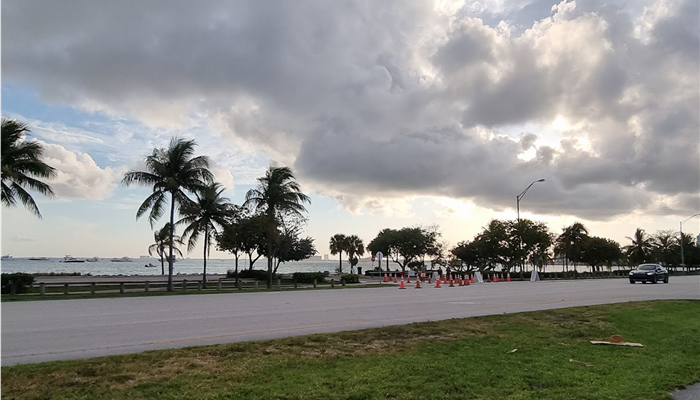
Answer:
3, 276, 699, 366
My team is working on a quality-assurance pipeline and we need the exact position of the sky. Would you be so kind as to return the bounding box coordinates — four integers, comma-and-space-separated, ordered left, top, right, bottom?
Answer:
1, 0, 699, 259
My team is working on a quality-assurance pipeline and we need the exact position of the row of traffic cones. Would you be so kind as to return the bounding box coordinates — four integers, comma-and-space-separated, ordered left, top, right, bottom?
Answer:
397, 273, 512, 289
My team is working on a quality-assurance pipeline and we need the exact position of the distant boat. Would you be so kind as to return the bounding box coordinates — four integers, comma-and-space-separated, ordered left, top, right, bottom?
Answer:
86, 257, 99, 262
111, 256, 133, 262
63, 255, 85, 263
2, 255, 13, 260
28, 257, 50, 261
144, 263, 157, 268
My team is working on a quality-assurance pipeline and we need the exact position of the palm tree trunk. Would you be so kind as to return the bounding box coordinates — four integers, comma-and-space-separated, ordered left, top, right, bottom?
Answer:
234, 253, 239, 285
338, 253, 342, 274
167, 193, 176, 292
202, 230, 208, 289
160, 245, 165, 275
267, 241, 273, 289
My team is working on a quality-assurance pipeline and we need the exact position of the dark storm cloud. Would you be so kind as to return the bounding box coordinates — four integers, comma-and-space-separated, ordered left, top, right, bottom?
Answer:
2, 0, 698, 220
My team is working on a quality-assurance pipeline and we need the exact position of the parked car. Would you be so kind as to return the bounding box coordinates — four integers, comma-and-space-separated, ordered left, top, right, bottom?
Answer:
629, 263, 668, 284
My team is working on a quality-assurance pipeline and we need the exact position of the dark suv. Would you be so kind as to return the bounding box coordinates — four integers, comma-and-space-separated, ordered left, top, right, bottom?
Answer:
629, 264, 669, 284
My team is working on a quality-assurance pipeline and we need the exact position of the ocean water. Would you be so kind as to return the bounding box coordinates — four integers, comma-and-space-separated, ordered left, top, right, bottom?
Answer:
0, 257, 380, 276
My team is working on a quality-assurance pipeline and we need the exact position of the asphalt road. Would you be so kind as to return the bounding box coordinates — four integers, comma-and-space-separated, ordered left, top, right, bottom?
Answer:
2, 276, 698, 366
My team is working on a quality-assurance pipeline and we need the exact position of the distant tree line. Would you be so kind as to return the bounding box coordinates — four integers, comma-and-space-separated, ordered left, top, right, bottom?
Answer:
3, 118, 697, 290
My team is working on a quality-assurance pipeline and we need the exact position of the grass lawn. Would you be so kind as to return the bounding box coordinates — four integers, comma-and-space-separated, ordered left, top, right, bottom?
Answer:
2, 300, 698, 400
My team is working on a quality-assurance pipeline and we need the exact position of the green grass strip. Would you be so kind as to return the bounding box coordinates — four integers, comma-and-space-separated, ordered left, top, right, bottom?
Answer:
2, 300, 698, 399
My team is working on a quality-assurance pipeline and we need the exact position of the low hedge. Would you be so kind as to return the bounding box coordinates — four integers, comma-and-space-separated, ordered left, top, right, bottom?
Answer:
1, 273, 35, 294
227, 269, 275, 281
292, 272, 326, 284
340, 274, 360, 284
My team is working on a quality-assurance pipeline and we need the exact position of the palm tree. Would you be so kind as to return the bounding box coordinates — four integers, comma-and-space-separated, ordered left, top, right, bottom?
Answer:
1, 118, 56, 218
555, 222, 589, 273
345, 235, 365, 274
624, 228, 654, 265
122, 137, 213, 291
244, 166, 310, 288
330, 234, 348, 274
179, 182, 234, 288
148, 223, 185, 276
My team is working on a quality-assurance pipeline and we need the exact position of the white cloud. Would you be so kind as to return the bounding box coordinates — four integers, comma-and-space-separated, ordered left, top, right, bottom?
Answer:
2, 0, 697, 221
41, 143, 125, 200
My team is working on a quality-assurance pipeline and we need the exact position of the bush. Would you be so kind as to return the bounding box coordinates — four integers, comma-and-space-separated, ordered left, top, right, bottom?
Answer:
341, 274, 360, 284
227, 269, 273, 280
1, 273, 35, 294
292, 272, 326, 284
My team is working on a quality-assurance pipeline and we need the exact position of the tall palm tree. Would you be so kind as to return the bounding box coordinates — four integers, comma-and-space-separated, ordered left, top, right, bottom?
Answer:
624, 228, 654, 265
555, 222, 588, 272
148, 223, 185, 276
345, 235, 365, 273
122, 137, 213, 291
244, 166, 310, 288
1, 118, 56, 218
330, 234, 348, 274
178, 182, 234, 288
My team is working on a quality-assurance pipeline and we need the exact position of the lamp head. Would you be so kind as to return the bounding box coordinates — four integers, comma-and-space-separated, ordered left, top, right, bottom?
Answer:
537, 179, 545, 182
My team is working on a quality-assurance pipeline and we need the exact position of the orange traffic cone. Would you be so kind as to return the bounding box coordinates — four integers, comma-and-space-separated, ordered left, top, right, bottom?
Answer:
465, 277, 470, 286
399, 280, 406, 289
458, 278, 463, 286
449, 279, 454, 287
470, 276, 475, 283
393, 276, 398, 283
494, 275, 499, 283
435, 279, 442, 288
507, 273, 511, 282
407, 275, 411, 283
415, 280, 422, 289
383, 274, 389, 283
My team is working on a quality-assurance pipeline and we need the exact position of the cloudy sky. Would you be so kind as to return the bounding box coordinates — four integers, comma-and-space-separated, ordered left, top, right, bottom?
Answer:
2, 0, 698, 259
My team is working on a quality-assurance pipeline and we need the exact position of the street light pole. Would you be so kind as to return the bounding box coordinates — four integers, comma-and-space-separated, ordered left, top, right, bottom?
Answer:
516, 179, 545, 280
680, 213, 700, 271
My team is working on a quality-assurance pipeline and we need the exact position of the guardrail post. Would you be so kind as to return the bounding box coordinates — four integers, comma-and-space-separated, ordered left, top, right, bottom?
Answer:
10, 282, 16, 295
64, 283, 69, 295
39, 282, 45, 296
277, 279, 281, 289
197, 281, 201, 291
145, 281, 149, 292
237, 280, 241, 290
341, 278, 346, 287
217, 279, 222, 291
255, 280, 259, 290
120, 282, 124, 294
182, 280, 188, 291
91, 282, 96, 295
313, 279, 317, 288
331, 279, 335, 288
294, 280, 298, 289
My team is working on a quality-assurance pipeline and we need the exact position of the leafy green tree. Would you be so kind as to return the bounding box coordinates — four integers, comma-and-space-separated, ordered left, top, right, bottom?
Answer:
367, 229, 393, 271
148, 223, 185, 275
475, 220, 519, 272
237, 214, 268, 271
329, 234, 348, 274
580, 236, 622, 272
344, 235, 365, 272
1, 118, 56, 218
517, 219, 553, 272
554, 222, 589, 272
368, 226, 440, 274
122, 137, 213, 291
271, 233, 316, 274
451, 240, 488, 272
179, 182, 234, 288
216, 215, 244, 284
244, 166, 310, 288
624, 228, 654, 265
